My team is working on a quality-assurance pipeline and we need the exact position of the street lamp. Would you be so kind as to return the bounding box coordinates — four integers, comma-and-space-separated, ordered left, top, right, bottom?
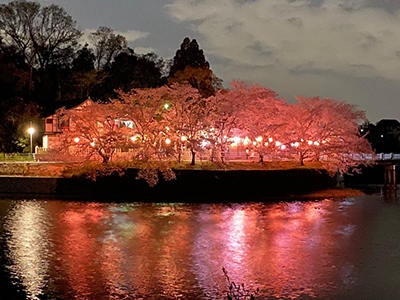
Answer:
28, 127, 34, 157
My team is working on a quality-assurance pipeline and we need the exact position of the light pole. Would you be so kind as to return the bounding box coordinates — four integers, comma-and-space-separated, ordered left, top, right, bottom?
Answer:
28, 127, 34, 157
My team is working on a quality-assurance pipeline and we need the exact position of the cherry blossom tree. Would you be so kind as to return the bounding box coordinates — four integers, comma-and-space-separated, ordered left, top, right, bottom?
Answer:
162, 84, 208, 165
281, 96, 374, 174
53, 100, 129, 163
234, 82, 286, 163
112, 86, 170, 161
206, 83, 248, 163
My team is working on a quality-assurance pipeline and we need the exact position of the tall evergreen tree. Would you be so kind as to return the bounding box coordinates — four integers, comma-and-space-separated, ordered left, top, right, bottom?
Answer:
168, 37, 209, 77
168, 37, 221, 97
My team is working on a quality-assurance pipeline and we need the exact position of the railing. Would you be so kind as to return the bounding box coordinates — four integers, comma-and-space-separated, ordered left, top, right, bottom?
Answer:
374, 153, 400, 160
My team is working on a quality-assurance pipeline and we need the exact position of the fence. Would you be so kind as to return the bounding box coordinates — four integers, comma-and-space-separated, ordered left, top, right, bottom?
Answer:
0, 153, 35, 162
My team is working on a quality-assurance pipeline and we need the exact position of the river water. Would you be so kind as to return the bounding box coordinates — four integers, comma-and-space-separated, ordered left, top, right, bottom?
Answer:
1, 191, 400, 300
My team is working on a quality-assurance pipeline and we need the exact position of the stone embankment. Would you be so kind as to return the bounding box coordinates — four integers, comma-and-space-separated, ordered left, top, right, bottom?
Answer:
0, 168, 335, 201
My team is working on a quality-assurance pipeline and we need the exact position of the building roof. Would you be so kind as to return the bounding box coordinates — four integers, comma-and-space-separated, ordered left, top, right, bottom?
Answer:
45, 98, 94, 117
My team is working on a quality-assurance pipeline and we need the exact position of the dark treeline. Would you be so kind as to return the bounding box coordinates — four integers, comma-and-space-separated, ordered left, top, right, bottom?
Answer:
0, 1, 221, 152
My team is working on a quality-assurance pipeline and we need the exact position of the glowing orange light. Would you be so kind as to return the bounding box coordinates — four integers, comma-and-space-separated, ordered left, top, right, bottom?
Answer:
131, 136, 137, 142
233, 136, 240, 144
281, 145, 286, 150
165, 138, 171, 145
253, 141, 257, 145
308, 140, 313, 145
181, 136, 187, 142
264, 142, 269, 146
314, 141, 320, 146
256, 136, 263, 142
268, 137, 273, 142
74, 137, 80, 143
90, 141, 95, 147
275, 141, 281, 147
294, 142, 300, 147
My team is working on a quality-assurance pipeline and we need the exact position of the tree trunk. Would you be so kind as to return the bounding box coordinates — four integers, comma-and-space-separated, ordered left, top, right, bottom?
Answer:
259, 153, 264, 164
299, 152, 304, 166
100, 151, 110, 164
220, 145, 226, 164
190, 149, 196, 165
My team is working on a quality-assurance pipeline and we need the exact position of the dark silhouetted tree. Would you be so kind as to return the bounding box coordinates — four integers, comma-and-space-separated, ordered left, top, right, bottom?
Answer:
72, 44, 95, 71
92, 49, 165, 100
89, 27, 127, 70
0, 0, 81, 69
168, 37, 221, 97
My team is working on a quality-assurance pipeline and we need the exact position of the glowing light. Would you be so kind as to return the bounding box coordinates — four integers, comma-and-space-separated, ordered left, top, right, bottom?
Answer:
74, 137, 80, 143
164, 103, 170, 109
243, 137, 249, 146
255, 136, 263, 142
28, 127, 35, 156
165, 138, 171, 145
201, 140, 209, 147
90, 142, 95, 147
314, 141, 320, 146
165, 126, 170, 131
322, 140, 326, 144
264, 142, 269, 146
308, 140, 313, 145
131, 136, 137, 142
253, 141, 257, 145
294, 142, 300, 147
275, 141, 281, 147
233, 136, 240, 144
268, 137, 273, 142
281, 145, 286, 150
181, 136, 187, 142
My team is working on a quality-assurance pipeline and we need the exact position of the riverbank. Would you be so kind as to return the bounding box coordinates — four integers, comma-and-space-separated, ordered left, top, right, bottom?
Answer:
0, 168, 339, 201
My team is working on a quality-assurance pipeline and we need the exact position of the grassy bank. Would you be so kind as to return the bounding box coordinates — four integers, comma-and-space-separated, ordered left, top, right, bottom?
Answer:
0, 160, 325, 177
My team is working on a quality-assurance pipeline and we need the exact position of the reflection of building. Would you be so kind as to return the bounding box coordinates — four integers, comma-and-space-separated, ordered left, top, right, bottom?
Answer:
42, 98, 94, 150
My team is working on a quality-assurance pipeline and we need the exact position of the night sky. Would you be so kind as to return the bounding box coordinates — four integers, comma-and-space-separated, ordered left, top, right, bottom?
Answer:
2, 0, 400, 123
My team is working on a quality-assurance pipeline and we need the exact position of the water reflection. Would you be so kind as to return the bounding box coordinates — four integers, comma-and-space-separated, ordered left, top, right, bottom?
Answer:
4, 201, 51, 300
1, 196, 395, 299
